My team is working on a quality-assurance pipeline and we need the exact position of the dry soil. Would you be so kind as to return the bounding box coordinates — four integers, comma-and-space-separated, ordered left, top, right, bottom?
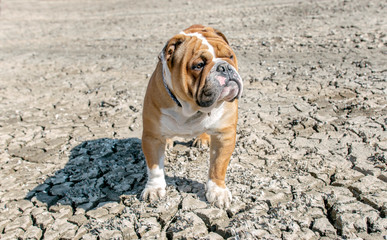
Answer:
0, 0, 386, 239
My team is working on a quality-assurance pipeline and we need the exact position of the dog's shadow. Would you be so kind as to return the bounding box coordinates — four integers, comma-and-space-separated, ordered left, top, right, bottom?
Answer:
26, 138, 204, 210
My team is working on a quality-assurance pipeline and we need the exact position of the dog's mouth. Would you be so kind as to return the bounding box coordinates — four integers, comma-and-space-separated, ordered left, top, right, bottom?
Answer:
196, 61, 243, 108
218, 78, 242, 102
197, 77, 242, 108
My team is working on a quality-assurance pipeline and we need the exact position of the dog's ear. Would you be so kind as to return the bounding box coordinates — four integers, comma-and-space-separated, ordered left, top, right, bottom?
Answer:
213, 28, 229, 45
159, 35, 185, 65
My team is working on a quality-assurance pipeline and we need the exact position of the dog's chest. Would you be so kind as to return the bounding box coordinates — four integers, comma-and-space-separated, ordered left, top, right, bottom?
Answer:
159, 105, 224, 138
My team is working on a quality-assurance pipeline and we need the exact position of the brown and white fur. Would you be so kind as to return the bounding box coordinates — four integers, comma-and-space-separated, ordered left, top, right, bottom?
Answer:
141, 25, 243, 208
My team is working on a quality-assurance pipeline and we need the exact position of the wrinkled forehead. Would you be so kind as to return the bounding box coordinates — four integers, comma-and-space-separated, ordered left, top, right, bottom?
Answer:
180, 32, 216, 60
180, 31, 232, 61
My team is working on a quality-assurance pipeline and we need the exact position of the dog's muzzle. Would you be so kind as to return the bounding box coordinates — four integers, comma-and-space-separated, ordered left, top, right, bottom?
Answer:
197, 61, 243, 108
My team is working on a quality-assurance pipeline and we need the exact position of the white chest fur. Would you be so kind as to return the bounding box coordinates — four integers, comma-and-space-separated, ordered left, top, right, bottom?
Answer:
160, 103, 225, 138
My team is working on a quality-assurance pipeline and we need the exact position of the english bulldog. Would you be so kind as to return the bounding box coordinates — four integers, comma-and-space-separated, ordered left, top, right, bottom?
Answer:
141, 25, 243, 208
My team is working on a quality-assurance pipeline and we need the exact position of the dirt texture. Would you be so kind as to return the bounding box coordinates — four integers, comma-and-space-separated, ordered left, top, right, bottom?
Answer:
1, 0, 386, 239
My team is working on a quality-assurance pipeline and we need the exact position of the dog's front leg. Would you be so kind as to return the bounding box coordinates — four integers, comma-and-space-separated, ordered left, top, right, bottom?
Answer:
206, 129, 236, 208
141, 134, 167, 202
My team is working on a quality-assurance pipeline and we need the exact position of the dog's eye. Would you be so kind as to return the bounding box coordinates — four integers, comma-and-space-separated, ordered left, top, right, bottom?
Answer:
192, 62, 205, 71
230, 55, 234, 60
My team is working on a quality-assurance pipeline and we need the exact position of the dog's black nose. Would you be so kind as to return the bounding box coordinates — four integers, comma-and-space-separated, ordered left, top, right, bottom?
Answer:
216, 62, 232, 73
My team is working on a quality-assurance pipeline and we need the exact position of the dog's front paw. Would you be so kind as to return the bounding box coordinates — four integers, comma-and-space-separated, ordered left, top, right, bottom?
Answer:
206, 180, 232, 208
192, 133, 211, 148
141, 187, 166, 202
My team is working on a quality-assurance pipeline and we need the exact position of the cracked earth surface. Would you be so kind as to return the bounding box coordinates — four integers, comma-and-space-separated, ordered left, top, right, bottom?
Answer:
0, 0, 386, 239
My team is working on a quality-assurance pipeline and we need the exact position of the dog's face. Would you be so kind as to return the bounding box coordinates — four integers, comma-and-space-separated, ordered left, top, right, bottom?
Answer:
161, 25, 243, 111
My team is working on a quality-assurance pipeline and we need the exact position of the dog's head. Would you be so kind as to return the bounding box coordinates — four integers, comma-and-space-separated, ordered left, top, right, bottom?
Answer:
160, 25, 243, 113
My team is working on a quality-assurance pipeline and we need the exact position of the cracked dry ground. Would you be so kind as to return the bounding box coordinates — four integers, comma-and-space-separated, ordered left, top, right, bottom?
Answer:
0, 0, 386, 239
